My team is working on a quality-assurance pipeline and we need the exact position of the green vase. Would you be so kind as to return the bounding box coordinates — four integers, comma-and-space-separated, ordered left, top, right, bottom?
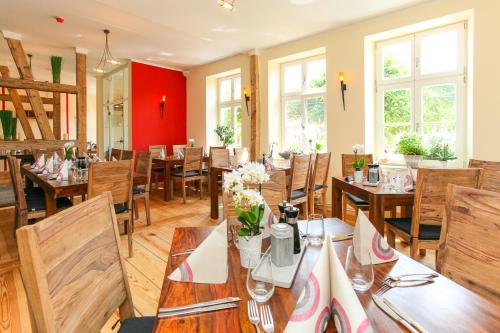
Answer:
0, 110, 13, 140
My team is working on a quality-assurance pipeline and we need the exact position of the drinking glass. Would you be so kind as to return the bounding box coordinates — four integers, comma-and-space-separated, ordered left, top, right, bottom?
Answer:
306, 214, 325, 246
246, 254, 275, 303
345, 245, 374, 292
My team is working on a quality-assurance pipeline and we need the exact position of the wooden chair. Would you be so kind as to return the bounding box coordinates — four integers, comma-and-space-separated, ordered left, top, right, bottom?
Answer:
341, 154, 373, 220
287, 154, 311, 218
261, 170, 287, 217
385, 168, 482, 259
110, 148, 122, 161
149, 144, 166, 190
437, 185, 500, 305
468, 159, 500, 192
309, 152, 331, 217
121, 149, 135, 161
172, 144, 186, 156
16, 192, 155, 333
133, 152, 152, 226
7, 156, 72, 231
88, 160, 135, 257
172, 147, 204, 203
211, 148, 230, 168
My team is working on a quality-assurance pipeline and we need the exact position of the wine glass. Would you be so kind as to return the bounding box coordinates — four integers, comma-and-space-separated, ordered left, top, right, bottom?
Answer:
345, 245, 374, 292
246, 254, 275, 303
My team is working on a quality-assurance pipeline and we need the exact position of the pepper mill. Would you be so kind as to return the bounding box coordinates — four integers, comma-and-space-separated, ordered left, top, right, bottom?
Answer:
285, 206, 301, 254
278, 201, 290, 224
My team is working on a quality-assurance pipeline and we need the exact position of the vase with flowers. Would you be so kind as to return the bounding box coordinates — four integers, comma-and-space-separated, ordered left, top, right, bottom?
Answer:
352, 144, 365, 183
223, 162, 270, 268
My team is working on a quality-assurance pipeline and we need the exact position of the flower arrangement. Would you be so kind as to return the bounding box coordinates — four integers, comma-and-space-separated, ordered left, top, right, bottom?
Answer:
427, 139, 457, 162
215, 125, 235, 147
188, 138, 195, 147
223, 162, 270, 237
396, 133, 427, 156
352, 144, 365, 171
64, 142, 74, 161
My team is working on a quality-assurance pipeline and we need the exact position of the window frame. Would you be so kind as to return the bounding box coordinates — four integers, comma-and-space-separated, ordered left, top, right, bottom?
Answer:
217, 74, 242, 147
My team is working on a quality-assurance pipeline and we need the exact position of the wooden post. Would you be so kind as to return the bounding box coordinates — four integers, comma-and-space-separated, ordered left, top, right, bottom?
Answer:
75, 49, 87, 156
52, 92, 61, 140
5, 38, 55, 140
250, 53, 260, 161
0, 66, 34, 139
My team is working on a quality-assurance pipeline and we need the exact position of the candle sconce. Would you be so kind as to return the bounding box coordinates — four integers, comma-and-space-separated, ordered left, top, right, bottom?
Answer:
243, 88, 250, 116
339, 72, 347, 111
160, 96, 166, 119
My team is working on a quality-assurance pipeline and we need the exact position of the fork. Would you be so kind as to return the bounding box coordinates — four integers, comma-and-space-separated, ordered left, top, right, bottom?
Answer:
384, 273, 438, 283
260, 305, 274, 333
376, 278, 434, 297
248, 300, 261, 333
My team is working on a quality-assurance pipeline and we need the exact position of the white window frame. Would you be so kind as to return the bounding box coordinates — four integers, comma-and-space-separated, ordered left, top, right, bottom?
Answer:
375, 22, 467, 164
280, 55, 327, 151
217, 74, 242, 147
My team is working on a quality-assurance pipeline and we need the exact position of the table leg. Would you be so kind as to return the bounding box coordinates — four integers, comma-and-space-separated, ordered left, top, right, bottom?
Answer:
331, 180, 342, 219
163, 162, 172, 201
369, 194, 385, 235
210, 169, 219, 220
44, 191, 57, 217
25, 176, 34, 188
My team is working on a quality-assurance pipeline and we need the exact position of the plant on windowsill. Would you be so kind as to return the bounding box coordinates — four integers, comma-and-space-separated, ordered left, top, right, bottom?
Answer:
215, 125, 235, 147
396, 133, 428, 168
352, 144, 365, 183
427, 139, 457, 167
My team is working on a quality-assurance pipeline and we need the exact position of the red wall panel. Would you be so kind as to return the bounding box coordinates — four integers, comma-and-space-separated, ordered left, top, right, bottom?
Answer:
131, 62, 187, 154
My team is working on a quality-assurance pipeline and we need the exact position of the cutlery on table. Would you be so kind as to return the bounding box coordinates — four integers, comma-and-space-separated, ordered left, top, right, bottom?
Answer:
372, 294, 420, 333
260, 304, 274, 333
159, 297, 241, 313
248, 300, 261, 333
331, 233, 354, 242
383, 298, 429, 333
158, 302, 238, 318
385, 273, 438, 283
170, 248, 196, 257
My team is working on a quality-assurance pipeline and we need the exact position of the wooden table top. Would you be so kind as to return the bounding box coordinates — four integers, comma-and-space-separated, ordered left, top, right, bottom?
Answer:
152, 156, 209, 163
332, 176, 415, 198
154, 219, 500, 332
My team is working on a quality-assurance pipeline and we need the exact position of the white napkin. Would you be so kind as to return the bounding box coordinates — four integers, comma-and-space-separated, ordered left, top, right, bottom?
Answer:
31, 154, 45, 170
53, 152, 62, 166
353, 211, 398, 265
160, 147, 166, 159
260, 202, 277, 239
42, 156, 54, 175
55, 160, 70, 180
168, 220, 228, 284
112, 156, 118, 161
285, 235, 372, 333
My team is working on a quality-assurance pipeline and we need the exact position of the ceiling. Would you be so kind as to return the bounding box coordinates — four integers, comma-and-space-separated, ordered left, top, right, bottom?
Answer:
0, 0, 429, 75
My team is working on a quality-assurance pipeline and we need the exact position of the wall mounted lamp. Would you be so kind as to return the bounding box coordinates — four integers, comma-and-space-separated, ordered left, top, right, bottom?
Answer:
243, 88, 251, 116
160, 96, 166, 119
339, 72, 347, 111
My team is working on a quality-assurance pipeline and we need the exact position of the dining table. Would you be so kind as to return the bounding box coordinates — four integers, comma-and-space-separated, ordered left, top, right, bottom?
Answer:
154, 218, 500, 332
331, 176, 415, 235
21, 165, 147, 216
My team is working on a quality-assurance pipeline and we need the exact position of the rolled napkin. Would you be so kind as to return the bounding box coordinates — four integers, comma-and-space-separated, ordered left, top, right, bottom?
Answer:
168, 220, 228, 284
285, 235, 372, 333
260, 201, 277, 239
353, 210, 398, 265
31, 154, 45, 170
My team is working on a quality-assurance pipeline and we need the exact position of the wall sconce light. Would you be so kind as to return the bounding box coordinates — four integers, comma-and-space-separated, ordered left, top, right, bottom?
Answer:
243, 88, 251, 116
160, 95, 166, 119
339, 72, 347, 111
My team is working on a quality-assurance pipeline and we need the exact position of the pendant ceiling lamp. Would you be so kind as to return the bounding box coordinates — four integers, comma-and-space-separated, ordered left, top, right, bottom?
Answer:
217, 0, 236, 11
94, 29, 120, 73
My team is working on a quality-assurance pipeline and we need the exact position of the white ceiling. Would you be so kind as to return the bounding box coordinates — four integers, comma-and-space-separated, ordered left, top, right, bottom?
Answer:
0, 0, 429, 74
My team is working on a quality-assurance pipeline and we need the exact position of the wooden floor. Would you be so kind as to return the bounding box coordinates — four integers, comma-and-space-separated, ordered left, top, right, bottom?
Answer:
0, 187, 435, 333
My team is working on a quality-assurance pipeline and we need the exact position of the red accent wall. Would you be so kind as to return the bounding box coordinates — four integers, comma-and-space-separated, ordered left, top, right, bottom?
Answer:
131, 62, 187, 154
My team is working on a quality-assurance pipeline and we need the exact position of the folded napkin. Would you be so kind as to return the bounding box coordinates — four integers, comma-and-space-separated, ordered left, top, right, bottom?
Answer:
53, 152, 62, 166
31, 154, 45, 170
55, 160, 70, 181
111, 156, 118, 161
260, 201, 277, 239
285, 235, 371, 333
159, 148, 166, 159
169, 220, 228, 284
353, 211, 398, 265
42, 156, 55, 175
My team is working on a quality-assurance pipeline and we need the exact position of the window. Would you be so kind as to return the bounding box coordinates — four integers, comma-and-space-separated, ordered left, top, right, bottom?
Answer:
218, 75, 242, 146
376, 23, 466, 163
281, 56, 327, 151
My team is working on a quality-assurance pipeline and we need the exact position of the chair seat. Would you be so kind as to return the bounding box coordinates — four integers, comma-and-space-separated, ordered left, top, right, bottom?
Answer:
172, 171, 201, 177
114, 203, 128, 214
118, 316, 155, 333
310, 184, 325, 192
152, 167, 164, 173
133, 186, 145, 195
25, 188, 72, 212
346, 193, 369, 206
202, 168, 209, 174
385, 217, 441, 241
291, 190, 307, 200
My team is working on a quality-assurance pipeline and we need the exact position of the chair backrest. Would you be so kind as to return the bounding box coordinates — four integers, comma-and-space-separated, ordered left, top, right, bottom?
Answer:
411, 168, 482, 236
261, 170, 287, 216
136, 152, 152, 191
234, 147, 249, 165
210, 148, 230, 168
468, 159, 500, 193
16, 192, 135, 332
87, 160, 133, 207
6, 156, 28, 228
110, 148, 122, 161
437, 184, 500, 305
149, 145, 166, 158
289, 154, 311, 195
310, 152, 331, 189
121, 149, 135, 161
183, 147, 203, 173
341, 154, 373, 178
173, 144, 186, 156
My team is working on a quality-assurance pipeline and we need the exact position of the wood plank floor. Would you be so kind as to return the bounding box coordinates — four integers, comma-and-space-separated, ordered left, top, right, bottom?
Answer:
0, 187, 435, 333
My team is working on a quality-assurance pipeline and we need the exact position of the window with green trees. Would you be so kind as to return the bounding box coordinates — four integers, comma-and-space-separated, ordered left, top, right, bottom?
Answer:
218, 75, 242, 146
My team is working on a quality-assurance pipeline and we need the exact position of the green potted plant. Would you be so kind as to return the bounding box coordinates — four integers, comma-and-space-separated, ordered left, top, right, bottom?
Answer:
352, 144, 365, 183
215, 125, 235, 147
0, 110, 14, 140
51, 56, 63, 83
427, 139, 457, 167
396, 133, 427, 168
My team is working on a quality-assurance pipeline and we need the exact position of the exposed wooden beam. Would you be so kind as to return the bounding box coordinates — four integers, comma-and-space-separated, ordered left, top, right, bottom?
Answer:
0, 77, 77, 94
250, 54, 260, 161
5, 38, 55, 139
0, 140, 75, 150
76, 52, 87, 156
52, 92, 61, 139
0, 94, 54, 104
0, 66, 34, 139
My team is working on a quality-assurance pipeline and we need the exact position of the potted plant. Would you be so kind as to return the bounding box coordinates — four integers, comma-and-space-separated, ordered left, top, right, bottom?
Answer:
223, 162, 270, 268
352, 144, 365, 183
51, 56, 63, 83
427, 139, 457, 167
396, 133, 427, 168
0, 110, 15, 140
215, 125, 235, 147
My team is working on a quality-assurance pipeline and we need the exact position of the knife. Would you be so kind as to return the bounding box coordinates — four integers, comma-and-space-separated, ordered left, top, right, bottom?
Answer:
372, 294, 419, 333
331, 233, 354, 242
158, 302, 238, 318
383, 298, 428, 333
159, 297, 241, 313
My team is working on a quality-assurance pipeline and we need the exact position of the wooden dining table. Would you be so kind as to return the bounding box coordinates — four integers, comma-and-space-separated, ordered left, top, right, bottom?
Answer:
154, 218, 500, 332
331, 176, 414, 235
21, 165, 147, 216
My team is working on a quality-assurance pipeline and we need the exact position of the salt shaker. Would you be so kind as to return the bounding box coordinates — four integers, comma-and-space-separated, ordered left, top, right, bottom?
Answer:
270, 223, 294, 267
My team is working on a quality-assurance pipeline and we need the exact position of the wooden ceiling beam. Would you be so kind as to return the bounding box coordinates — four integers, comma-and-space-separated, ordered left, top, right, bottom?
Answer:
0, 139, 75, 150
0, 77, 77, 94
250, 53, 260, 161
0, 94, 54, 104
